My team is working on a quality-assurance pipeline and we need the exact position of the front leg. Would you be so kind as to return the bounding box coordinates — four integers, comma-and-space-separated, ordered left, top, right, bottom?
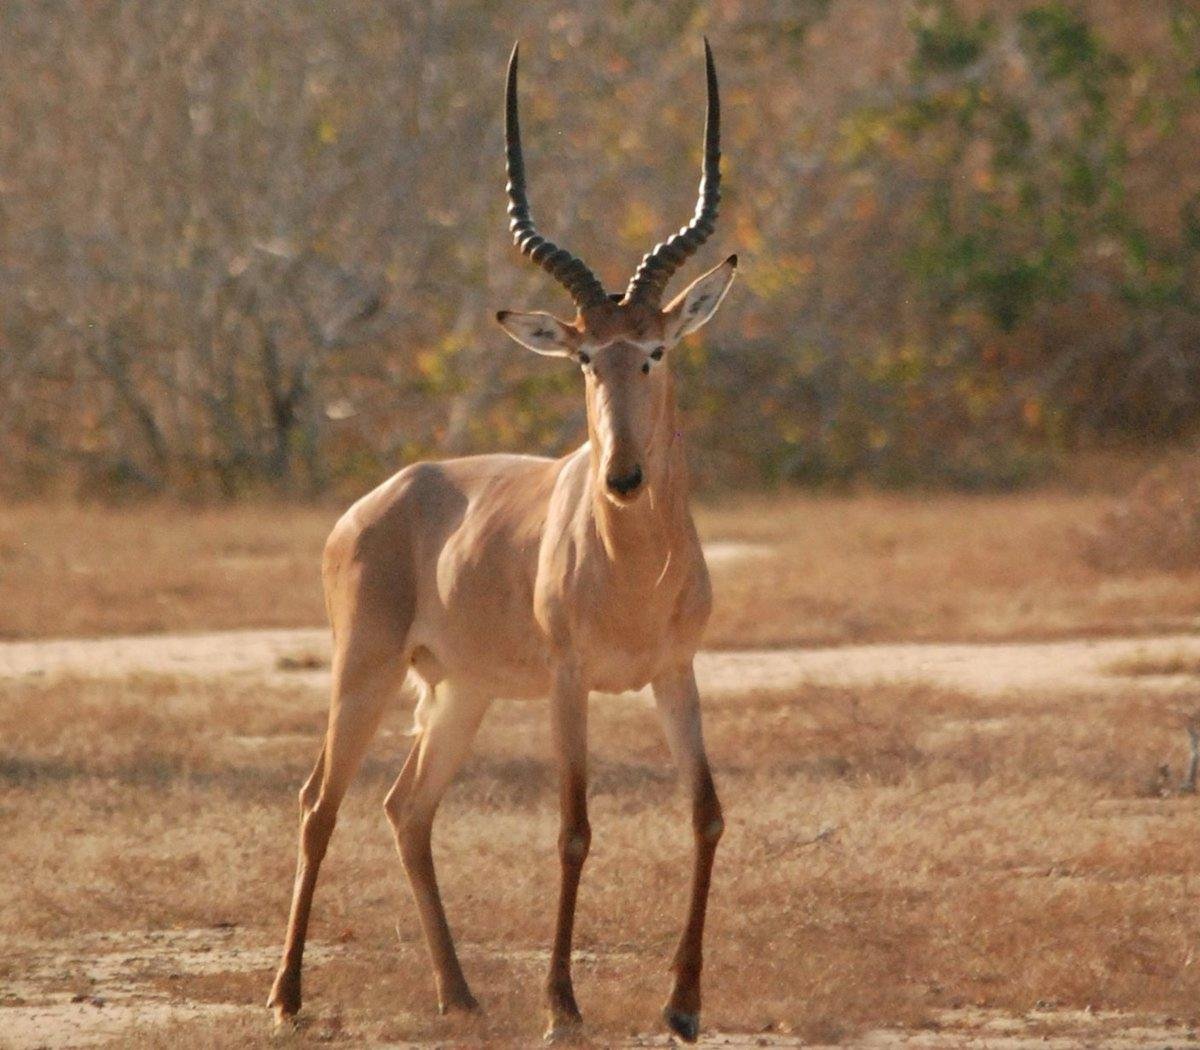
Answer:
544, 665, 591, 1041
652, 662, 724, 1044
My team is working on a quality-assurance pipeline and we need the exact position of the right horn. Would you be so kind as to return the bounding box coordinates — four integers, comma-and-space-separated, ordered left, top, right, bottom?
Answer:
505, 42, 610, 312
623, 38, 722, 308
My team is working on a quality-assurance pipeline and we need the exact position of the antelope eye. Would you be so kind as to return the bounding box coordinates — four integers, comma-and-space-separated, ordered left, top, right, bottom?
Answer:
650, 347, 664, 361
641, 362, 650, 375
578, 352, 591, 366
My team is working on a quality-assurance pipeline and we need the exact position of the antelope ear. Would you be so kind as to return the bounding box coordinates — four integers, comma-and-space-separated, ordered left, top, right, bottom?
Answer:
495, 310, 580, 357
662, 254, 738, 340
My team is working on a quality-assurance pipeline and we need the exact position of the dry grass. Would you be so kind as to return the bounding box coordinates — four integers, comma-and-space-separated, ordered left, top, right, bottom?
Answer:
1107, 651, 1200, 678
1086, 451, 1200, 574
4, 484, 1200, 1044
5, 665, 1200, 1046
4, 487, 1200, 646
0, 502, 335, 639
696, 490, 1200, 647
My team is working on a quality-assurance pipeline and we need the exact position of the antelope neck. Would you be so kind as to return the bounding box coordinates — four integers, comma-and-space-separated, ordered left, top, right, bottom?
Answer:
588, 393, 688, 561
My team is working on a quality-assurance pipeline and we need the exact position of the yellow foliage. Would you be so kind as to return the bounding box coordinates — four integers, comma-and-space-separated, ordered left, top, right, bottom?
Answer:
746, 253, 816, 299
316, 118, 338, 145
415, 350, 443, 381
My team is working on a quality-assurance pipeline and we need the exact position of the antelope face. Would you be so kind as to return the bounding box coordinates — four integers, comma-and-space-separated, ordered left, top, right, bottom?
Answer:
583, 339, 662, 504
497, 256, 737, 504
497, 316, 665, 505
494, 36, 734, 505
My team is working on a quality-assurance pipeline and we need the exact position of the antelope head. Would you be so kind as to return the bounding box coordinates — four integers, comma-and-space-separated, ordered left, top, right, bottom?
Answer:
495, 40, 737, 505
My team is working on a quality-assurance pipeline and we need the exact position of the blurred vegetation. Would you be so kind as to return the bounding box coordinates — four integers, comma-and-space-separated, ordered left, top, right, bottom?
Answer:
1087, 451, 1200, 572
1, 0, 1197, 498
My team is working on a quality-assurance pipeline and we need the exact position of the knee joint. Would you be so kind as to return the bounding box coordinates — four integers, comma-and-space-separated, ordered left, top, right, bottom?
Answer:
384, 791, 430, 847
298, 781, 321, 816
559, 824, 591, 864
382, 787, 405, 828
300, 806, 336, 859
697, 814, 724, 846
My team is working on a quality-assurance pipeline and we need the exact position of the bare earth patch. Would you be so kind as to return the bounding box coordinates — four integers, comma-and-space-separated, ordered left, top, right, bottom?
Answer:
1, 927, 338, 1050
4, 626, 1200, 700
699, 540, 774, 569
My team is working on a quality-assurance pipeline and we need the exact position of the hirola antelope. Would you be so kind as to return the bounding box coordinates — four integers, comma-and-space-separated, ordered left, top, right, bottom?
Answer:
269, 38, 737, 1043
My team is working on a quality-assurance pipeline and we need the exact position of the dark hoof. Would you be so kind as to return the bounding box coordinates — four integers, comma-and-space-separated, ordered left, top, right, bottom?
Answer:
544, 1013, 584, 1043
269, 1006, 297, 1030
664, 1008, 700, 1043
438, 992, 481, 1016
267, 974, 301, 1028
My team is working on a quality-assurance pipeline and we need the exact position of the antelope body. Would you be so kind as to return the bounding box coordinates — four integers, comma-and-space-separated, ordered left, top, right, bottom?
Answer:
269, 39, 737, 1043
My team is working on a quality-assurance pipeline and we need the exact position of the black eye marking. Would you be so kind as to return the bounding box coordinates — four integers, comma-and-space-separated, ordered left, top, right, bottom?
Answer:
650, 346, 664, 360
578, 351, 590, 366
641, 362, 650, 375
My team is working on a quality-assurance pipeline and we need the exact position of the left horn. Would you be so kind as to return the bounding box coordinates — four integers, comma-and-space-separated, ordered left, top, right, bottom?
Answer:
505, 42, 610, 312
623, 38, 722, 307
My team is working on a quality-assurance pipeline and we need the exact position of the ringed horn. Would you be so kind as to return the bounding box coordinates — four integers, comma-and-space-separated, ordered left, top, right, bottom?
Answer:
503, 38, 723, 312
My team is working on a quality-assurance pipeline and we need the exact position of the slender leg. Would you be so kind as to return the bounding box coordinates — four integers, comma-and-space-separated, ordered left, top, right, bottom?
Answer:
384, 681, 489, 1014
544, 666, 590, 1041
652, 663, 724, 1044
267, 643, 402, 1025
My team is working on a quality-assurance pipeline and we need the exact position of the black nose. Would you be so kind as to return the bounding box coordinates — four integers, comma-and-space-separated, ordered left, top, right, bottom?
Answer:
606, 465, 643, 497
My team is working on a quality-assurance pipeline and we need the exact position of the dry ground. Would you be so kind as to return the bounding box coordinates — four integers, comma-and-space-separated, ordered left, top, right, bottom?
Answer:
3, 485, 1200, 1047
5, 633, 1200, 1047
3, 486, 1199, 646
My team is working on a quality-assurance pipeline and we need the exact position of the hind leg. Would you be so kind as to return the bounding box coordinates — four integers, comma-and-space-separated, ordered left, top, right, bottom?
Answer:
385, 681, 490, 1014
268, 635, 407, 1025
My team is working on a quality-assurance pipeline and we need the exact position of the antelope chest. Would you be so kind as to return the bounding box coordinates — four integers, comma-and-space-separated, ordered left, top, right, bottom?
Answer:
566, 565, 702, 695
585, 639, 673, 695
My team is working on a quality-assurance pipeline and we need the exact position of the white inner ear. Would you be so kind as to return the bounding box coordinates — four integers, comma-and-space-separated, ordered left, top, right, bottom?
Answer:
496, 311, 577, 357
666, 261, 737, 340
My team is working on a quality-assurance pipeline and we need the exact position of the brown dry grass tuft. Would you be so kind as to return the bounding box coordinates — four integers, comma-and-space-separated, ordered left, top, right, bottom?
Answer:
4, 486, 1200, 646
5, 664, 1200, 1046
1086, 452, 1200, 574
1107, 651, 1200, 678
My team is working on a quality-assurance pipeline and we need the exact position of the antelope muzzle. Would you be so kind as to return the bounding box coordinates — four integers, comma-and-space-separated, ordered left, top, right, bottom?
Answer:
605, 464, 644, 501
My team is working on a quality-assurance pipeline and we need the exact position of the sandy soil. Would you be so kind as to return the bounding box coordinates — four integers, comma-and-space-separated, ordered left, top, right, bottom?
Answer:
4, 625, 1199, 701
1, 927, 337, 1049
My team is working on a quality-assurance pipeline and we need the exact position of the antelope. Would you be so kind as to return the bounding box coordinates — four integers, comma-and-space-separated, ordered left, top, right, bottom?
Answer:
268, 38, 737, 1044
